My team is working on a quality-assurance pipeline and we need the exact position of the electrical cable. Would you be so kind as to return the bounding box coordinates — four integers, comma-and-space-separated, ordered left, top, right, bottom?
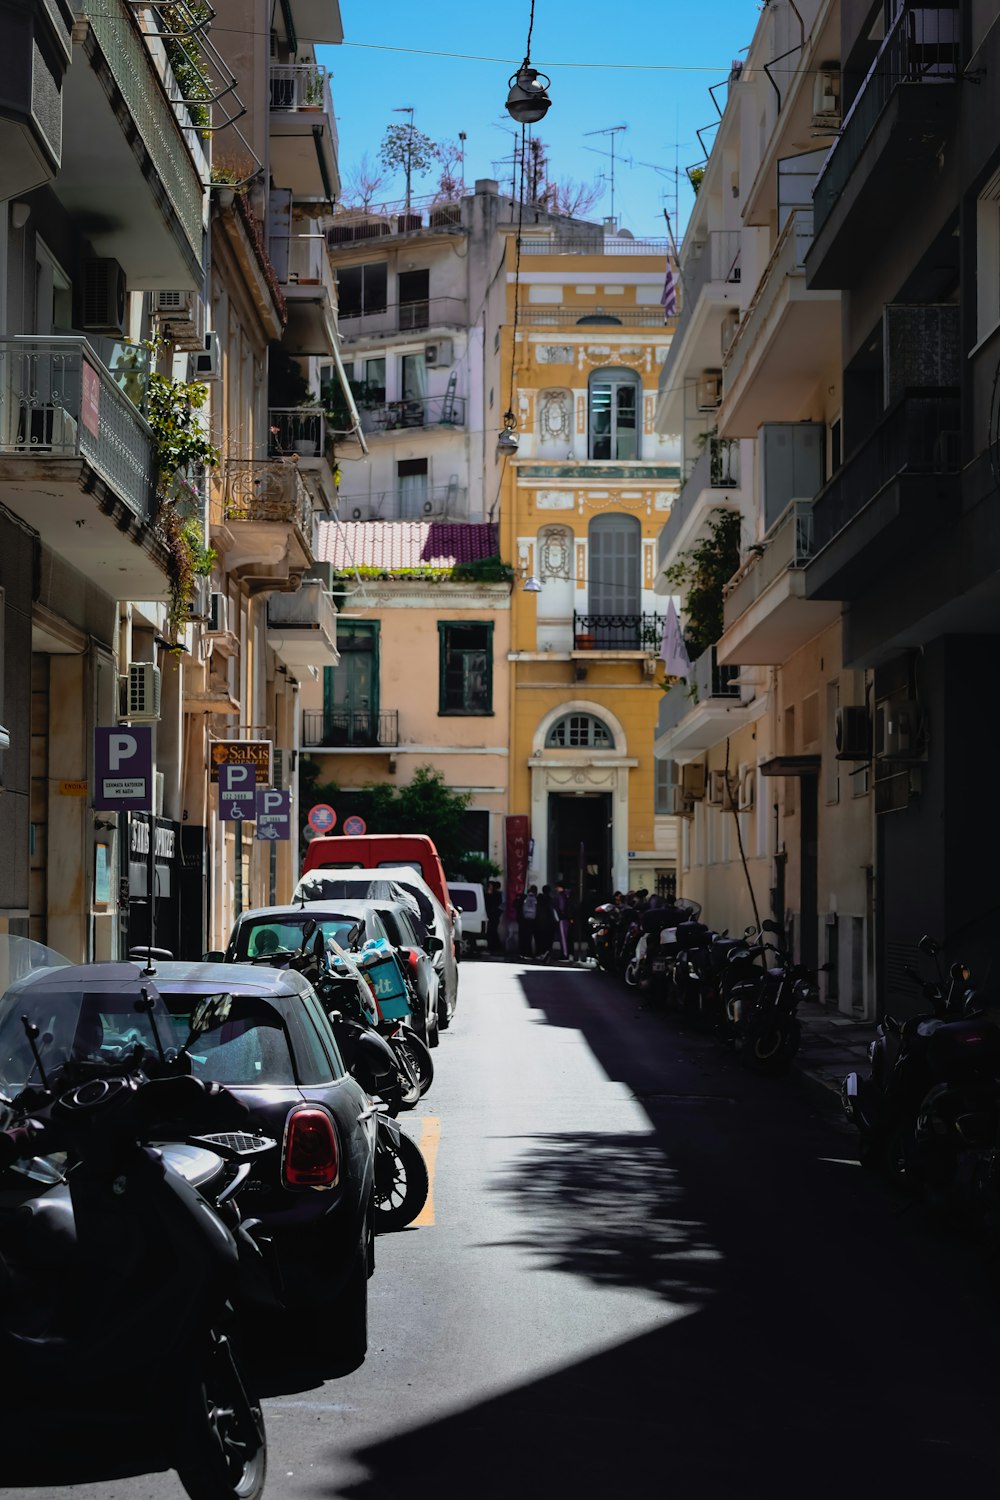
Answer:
724, 734, 761, 932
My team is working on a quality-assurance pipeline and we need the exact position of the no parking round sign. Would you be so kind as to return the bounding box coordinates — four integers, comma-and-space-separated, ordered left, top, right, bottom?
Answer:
342, 815, 367, 836
307, 804, 337, 834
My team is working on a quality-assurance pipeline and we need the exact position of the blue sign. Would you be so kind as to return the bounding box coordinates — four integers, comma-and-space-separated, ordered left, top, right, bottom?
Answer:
255, 787, 291, 841
219, 762, 256, 822
94, 727, 153, 812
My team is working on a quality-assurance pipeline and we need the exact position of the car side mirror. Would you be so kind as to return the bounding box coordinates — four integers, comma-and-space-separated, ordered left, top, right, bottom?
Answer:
202, 951, 226, 963
425, 936, 443, 954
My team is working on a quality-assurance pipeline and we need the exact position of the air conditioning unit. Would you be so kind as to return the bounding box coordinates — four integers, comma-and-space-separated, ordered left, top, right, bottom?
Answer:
720, 309, 741, 356
190, 330, 221, 381
681, 762, 707, 800
666, 785, 694, 817
149, 290, 205, 352
187, 575, 212, 622
82, 258, 128, 336
737, 762, 755, 811
875, 699, 922, 761
812, 67, 841, 125
835, 705, 871, 761
126, 662, 161, 722
708, 768, 736, 807
696, 370, 723, 411
425, 339, 453, 368
206, 592, 230, 634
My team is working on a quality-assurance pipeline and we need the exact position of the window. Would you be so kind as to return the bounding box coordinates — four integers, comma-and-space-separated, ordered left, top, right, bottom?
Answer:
588, 512, 641, 623
322, 622, 379, 744
439, 622, 493, 715
402, 352, 427, 402
398, 268, 430, 329
397, 458, 428, 518
338, 262, 387, 318
654, 757, 672, 814
588, 369, 640, 459
364, 357, 386, 402
545, 713, 613, 749
461, 809, 490, 857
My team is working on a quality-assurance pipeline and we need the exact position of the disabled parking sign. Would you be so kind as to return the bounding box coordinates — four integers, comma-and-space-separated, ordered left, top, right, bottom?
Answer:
219, 762, 256, 821
256, 787, 291, 841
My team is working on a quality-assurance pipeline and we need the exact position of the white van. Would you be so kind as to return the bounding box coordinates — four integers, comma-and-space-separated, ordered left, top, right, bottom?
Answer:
448, 883, 487, 955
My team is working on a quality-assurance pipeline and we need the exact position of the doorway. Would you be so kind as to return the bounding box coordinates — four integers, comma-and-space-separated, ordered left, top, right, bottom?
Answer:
548, 793, 612, 908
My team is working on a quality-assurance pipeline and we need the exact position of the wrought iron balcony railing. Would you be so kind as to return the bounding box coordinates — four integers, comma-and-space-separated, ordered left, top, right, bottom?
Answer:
0, 337, 155, 522
337, 296, 467, 338
339, 483, 468, 521
221, 458, 314, 534
268, 407, 327, 459
573, 612, 667, 651
360, 394, 466, 433
302, 709, 399, 748
812, 5, 960, 237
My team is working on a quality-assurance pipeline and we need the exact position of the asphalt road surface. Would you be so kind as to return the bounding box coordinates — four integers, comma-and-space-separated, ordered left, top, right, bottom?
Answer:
4, 959, 1000, 1498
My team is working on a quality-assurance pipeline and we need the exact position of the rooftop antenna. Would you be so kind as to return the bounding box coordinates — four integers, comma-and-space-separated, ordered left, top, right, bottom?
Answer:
584, 123, 627, 227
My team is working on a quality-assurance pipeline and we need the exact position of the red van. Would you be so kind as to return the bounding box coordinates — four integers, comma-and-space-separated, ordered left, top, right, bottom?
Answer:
301, 834, 451, 914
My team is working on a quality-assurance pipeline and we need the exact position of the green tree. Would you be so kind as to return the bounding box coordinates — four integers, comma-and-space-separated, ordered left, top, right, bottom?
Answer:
663, 508, 741, 661
298, 764, 479, 875
379, 121, 439, 211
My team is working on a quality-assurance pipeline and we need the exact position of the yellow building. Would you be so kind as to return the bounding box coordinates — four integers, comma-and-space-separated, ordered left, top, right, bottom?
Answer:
488, 227, 681, 901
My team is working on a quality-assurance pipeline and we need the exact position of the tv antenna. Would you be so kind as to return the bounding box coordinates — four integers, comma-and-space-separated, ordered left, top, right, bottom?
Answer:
583, 123, 627, 226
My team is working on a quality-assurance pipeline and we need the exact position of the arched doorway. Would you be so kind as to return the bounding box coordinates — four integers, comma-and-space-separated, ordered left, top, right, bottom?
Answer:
529, 702, 632, 903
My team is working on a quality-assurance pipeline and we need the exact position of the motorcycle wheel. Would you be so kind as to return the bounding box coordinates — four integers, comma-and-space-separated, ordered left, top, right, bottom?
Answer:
624, 959, 640, 988
175, 1332, 266, 1500
743, 1019, 799, 1076
393, 1032, 434, 1106
374, 1129, 430, 1232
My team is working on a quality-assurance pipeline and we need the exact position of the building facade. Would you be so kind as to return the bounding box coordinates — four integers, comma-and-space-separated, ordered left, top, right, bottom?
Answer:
488, 218, 681, 901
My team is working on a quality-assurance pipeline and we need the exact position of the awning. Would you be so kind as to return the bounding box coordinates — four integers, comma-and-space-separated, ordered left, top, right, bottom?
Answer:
328, 335, 368, 458
759, 755, 821, 778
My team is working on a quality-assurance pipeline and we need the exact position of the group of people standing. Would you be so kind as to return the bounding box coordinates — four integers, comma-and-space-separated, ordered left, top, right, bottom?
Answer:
512, 883, 582, 962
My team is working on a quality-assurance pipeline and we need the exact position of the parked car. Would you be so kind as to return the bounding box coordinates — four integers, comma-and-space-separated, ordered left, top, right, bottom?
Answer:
301, 834, 453, 917
448, 883, 487, 955
221, 900, 441, 1048
293, 866, 459, 1028
0, 959, 377, 1365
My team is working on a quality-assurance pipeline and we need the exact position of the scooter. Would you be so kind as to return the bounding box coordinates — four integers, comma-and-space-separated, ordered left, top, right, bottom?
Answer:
0, 993, 269, 1500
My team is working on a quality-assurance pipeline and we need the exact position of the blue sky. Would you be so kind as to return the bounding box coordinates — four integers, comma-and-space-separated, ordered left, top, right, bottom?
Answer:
318, 1, 760, 243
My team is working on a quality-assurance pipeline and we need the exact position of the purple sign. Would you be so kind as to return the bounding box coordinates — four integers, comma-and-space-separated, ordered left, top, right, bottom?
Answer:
94, 727, 153, 812
219, 762, 256, 822
255, 787, 291, 841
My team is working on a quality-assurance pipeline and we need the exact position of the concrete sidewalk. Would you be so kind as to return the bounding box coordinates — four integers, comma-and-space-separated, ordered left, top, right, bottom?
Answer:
796, 1001, 874, 1098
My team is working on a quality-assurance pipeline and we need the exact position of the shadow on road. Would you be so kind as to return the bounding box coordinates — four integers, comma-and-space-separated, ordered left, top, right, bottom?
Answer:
317, 965, 1000, 1498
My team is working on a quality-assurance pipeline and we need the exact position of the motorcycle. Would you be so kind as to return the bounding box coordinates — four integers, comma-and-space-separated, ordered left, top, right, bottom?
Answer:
843, 936, 1000, 1223
0, 982, 269, 1500
632, 901, 704, 1006
724, 920, 823, 1074
588, 903, 621, 971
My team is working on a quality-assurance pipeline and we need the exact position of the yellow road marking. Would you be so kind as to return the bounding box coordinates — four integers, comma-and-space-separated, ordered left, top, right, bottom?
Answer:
412, 1115, 440, 1226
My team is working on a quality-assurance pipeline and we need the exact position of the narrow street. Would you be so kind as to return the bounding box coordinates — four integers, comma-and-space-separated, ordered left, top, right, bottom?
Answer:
5, 960, 1000, 1497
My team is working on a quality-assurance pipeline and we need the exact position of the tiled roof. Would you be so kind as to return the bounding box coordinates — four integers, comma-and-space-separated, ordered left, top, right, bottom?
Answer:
317, 521, 500, 571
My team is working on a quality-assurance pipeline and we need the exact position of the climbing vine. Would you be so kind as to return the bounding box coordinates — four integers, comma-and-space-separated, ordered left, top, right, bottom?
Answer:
663, 508, 741, 661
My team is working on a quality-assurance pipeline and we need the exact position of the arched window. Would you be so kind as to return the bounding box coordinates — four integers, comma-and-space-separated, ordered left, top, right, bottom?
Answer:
545, 713, 614, 749
588, 368, 640, 460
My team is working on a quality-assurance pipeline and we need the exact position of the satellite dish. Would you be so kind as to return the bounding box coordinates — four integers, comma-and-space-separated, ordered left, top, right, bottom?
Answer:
352, 507, 362, 520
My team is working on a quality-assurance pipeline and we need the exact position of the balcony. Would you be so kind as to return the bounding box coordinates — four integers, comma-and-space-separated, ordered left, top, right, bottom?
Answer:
520, 237, 670, 257
340, 483, 469, 522
572, 613, 666, 655
267, 406, 338, 509
337, 296, 467, 342
215, 458, 316, 580
718, 500, 840, 665
656, 438, 740, 583
0, 0, 72, 200
266, 581, 339, 669
805, 390, 961, 602
719, 211, 840, 437
807, 6, 960, 290
655, 646, 750, 759
268, 63, 339, 201
360, 393, 466, 436
302, 710, 400, 750
57, 0, 205, 287
268, 230, 337, 356
0, 337, 169, 597
656, 230, 742, 432
327, 198, 464, 246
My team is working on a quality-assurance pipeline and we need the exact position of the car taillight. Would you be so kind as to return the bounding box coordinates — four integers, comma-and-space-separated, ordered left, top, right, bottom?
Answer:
283, 1108, 340, 1189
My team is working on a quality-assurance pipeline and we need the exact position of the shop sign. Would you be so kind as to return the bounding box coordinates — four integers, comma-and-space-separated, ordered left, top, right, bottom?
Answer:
209, 740, 272, 784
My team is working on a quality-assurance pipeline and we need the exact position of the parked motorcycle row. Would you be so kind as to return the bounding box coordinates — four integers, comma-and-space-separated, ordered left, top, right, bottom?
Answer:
588, 896, 824, 1077
842, 934, 1000, 1245
0, 874, 458, 1498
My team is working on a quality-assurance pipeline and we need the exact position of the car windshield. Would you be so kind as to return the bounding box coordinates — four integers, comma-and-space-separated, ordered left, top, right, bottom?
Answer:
0, 980, 175, 1096
158, 993, 298, 1086
234, 916, 364, 960
450, 890, 478, 912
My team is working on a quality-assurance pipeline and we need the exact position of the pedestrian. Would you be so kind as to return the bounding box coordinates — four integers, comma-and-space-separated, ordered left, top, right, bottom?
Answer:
564, 885, 580, 960
536, 885, 557, 963
516, 884, 538, 959
485, 880, 503, 954
553, 884, 570, 959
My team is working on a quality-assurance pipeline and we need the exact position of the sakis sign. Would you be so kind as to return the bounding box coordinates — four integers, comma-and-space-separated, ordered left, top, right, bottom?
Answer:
209, 740, 273, 784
